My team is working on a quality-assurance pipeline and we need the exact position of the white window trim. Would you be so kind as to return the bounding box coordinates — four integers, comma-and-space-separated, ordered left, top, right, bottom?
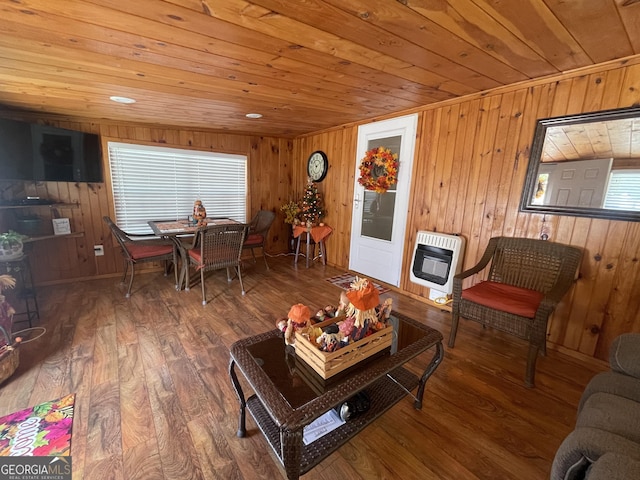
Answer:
108, 142, 247, 234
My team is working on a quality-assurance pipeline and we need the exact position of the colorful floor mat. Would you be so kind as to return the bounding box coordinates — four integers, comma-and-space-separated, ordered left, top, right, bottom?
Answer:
0, 393, 75, 456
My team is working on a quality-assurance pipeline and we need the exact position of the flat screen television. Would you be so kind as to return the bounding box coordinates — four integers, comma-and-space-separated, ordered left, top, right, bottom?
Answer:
0, 118, 103, 182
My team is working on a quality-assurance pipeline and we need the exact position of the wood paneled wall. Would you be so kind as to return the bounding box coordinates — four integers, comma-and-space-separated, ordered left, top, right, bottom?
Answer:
294, 60, 640, 362
0, 119, 294, 285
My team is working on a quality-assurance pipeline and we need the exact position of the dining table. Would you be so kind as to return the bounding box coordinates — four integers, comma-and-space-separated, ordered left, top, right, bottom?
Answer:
148, 217, 240, 290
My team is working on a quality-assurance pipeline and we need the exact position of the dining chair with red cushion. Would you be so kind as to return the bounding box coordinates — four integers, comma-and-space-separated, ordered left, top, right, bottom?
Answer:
242, 210, 275, 270
184, 223, 248, 305
103, 216, 177, 298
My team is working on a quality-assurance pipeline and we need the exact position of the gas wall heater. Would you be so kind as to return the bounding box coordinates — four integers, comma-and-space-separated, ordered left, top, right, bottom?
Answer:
409, 231, 465, 297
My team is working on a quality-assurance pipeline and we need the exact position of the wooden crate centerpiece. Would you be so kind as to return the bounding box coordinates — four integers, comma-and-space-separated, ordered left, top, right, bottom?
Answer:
294, 316, 393, 379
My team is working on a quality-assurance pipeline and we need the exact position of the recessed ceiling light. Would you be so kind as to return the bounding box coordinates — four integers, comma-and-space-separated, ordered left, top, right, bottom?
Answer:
109, 96, 136, 104
246, 113, 263, 119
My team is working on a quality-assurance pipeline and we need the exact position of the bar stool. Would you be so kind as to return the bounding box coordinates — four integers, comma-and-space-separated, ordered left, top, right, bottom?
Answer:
0, 255, 39, 327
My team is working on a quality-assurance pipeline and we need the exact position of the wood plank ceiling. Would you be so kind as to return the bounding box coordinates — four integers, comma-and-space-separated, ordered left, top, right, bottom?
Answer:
0, 0, 639, 137
541, 118, 640, 162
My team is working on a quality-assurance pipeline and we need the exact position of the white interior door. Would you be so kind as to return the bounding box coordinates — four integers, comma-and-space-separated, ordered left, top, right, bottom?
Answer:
540, 158, 612, 207
349, 114, 418, 287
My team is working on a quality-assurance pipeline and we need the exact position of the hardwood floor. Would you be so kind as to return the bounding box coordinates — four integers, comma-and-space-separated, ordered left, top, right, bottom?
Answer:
0, 255, 605, 480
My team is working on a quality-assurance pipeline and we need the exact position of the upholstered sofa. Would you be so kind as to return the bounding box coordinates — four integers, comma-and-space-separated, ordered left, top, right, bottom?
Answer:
551, 333, 640, 479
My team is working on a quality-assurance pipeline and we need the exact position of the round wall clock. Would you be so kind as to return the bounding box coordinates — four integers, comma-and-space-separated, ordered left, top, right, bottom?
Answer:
307, 150, 329, 182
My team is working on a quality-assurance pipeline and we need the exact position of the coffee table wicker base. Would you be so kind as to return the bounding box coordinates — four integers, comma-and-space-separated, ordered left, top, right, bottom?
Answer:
247, 366, 418, 478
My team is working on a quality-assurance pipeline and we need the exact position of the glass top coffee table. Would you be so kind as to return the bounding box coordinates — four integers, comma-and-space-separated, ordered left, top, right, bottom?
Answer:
229, 311, 444, 480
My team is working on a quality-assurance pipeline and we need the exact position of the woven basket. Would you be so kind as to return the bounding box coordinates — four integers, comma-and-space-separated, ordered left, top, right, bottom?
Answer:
0, 325, 19, 385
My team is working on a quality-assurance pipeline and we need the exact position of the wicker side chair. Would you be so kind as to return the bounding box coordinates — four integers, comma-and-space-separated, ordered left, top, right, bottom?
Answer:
448, 236, 582, 387
184, 223, 248, 305
103, 216, 177, 298
242, 210, 276, 270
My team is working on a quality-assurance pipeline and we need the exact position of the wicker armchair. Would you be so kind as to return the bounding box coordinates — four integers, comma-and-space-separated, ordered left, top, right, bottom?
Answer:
184, 223, 248, 305
103, 216, 177, 298
242, 210, 275, 270
448, 236, 582, 387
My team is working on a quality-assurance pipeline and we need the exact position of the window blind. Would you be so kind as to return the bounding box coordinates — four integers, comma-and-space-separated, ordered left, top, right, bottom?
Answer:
108, 142, 247, 234
604, 169, 640, 211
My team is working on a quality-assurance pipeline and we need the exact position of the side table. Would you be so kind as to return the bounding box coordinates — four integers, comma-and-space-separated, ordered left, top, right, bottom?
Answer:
293, 225, 332, 268
0, 255, 39, 327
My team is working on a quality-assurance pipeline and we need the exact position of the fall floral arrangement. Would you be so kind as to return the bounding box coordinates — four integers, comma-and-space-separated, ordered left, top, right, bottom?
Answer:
357, 146, 399, 193
280, 200, 301, 225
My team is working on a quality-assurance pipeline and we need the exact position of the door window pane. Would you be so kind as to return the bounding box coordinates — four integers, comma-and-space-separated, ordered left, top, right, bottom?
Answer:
360, 136, 401, 241
362, 191, 396, 241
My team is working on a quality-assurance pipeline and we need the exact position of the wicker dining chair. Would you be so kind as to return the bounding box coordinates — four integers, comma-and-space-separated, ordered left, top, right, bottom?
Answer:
103, 216, 177, 298
242, 210, 276, 270
184, 223, 248, 305
448, 236, 582, 387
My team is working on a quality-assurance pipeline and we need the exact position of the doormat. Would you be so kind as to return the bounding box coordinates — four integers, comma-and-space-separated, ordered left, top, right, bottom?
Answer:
0, 393, 75, 456
325, 274, 389, 294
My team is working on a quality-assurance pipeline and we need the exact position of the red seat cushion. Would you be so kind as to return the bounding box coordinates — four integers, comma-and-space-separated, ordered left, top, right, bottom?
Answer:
461, 281, 544, 318
188, 247, 237, 269
188, 249, 203, 265
244, 234, 264, 246
127, 243, 173, 261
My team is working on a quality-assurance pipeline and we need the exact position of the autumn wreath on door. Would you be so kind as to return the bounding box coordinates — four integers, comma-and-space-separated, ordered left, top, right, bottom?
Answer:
357, 146, 399, 193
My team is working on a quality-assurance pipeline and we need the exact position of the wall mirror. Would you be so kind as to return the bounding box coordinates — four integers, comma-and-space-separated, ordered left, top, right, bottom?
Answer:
520, 106, 640, 222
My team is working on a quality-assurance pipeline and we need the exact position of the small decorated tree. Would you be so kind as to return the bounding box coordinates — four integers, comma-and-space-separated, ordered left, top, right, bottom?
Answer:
300, 179, 325, 225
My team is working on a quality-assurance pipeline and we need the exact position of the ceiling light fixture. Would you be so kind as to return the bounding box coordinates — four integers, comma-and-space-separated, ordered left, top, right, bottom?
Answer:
109, 96, 136, 104
245, 113, 263, 119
